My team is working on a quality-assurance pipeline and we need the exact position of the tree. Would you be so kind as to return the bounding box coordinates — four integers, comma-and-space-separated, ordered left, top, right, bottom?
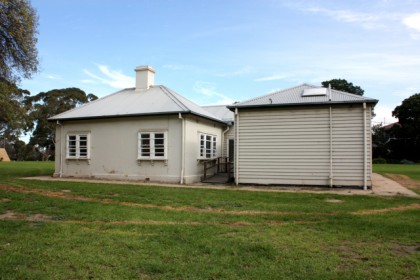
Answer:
392, 93, 420, 160
321, 79, 364, 96
0, 78, 33, 139
0, 0, 39, 84
26, 88, 98, 160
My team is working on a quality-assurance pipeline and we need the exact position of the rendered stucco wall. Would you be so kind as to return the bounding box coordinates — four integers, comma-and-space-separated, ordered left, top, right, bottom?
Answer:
183, 116, 225, 184
55, 115, 183, 183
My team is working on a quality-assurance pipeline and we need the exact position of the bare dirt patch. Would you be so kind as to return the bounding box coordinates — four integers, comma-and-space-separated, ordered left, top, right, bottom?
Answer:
352, 204, 420, 215
0, 198, 10, 203
0, 210, 51, 222
384, 174, 420, 193
393, 243, 420, 256
0, 184, 334, 216
324, 198, 344, 203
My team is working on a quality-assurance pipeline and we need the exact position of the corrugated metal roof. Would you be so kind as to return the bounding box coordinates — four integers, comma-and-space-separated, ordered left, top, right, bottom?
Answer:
202, 105, 234, 122
228, 84, 378, 109
49, 85, 225, 123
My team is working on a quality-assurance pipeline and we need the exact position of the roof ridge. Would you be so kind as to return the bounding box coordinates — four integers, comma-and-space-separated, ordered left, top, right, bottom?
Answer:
160, 86, 189, 111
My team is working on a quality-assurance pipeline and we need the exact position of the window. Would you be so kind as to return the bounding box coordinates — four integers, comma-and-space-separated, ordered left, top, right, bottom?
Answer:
67, 133, 90, 159
199, 133, 217, 159
138, 132, 167, 159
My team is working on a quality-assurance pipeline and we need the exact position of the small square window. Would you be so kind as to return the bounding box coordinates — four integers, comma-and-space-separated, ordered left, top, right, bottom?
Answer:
66, 133, 90, 159
138, 131, 167, 160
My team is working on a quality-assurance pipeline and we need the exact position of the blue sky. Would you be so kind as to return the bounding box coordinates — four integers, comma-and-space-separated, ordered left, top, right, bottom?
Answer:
21, 0, 420, 125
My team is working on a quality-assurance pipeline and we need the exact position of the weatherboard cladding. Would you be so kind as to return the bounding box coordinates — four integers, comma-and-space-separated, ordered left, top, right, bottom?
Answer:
236, 104, 372, 186
49, 86, 224, 124
229, 84, 377, 108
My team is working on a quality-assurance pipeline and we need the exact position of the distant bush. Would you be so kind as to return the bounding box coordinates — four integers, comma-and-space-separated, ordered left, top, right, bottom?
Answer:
373, 158, 387, 164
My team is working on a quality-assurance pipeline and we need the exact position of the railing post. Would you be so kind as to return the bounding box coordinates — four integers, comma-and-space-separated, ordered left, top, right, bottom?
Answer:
203, 161, 207, 180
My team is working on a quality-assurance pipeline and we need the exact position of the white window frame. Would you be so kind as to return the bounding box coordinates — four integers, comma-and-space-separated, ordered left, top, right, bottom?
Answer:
66, 133, 90, 159
198, 133, 217, 159
138, 131, 168, 160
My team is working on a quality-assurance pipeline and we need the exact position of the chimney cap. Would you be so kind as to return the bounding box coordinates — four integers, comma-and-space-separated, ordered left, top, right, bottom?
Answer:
135, 65, 155, 73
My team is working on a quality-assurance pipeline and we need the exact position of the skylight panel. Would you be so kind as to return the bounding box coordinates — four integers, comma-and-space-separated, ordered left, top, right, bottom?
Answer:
302, 88, 327, 97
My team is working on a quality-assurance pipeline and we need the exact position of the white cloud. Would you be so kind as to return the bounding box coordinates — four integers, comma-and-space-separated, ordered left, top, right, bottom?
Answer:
193, 81, 235, 105
216, 66, 252, 77
393, 86, 420, 99
163, 64, 189, 70
402, 13, 420, 32
304, 7, 385, 29
82, 64, 134, 89
372, 104, 398, 126
254, 74, 288, 82
42, 73, 62, 80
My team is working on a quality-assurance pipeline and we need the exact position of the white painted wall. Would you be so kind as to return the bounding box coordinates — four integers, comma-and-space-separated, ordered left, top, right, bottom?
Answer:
55, 115, 182, 183
54, 114, 227, 184
183, 116, 225, 184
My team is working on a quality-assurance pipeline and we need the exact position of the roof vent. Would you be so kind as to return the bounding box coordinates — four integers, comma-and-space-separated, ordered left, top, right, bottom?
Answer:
135, 66, 155, 91
302, 88, 327, 97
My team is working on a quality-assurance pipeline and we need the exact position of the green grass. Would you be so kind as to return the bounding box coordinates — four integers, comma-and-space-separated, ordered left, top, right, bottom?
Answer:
0, 162, 419, 279
373, 163, 420, 181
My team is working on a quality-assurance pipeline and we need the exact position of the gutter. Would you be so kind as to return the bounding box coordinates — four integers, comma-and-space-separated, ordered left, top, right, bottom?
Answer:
48, 111, 228, 126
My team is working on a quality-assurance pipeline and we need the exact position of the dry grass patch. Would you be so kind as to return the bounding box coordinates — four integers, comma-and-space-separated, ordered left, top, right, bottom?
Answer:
385, 174, 420, 192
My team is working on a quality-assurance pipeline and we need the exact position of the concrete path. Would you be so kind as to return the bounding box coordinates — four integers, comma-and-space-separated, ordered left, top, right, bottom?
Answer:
371, 173, 419, 197
23, 173, 419, 197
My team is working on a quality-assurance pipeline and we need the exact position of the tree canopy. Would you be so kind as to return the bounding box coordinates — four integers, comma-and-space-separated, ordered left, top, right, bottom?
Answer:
0, 78, 33, 138
321, 79, 364, 96
373, 93, 420, 161
0, 0, 39, 83
25, 88, 98, 160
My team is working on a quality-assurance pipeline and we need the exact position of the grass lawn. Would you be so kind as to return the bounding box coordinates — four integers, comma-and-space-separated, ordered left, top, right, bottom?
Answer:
0, 162, 419, 279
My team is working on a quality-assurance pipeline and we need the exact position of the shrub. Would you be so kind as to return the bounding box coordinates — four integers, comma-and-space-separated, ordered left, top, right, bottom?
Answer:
373, 157, 387, 164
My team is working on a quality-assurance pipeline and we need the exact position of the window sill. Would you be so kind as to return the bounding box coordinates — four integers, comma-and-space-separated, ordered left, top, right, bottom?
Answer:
65, 158, 91, 165
137, 158, 168, 166
197, 157, 218, 161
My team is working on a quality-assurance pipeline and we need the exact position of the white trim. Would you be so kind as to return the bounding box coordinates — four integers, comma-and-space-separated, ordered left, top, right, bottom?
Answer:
198, 132, 217, 159
66, 133, 90, 159
137, 131, 168, 160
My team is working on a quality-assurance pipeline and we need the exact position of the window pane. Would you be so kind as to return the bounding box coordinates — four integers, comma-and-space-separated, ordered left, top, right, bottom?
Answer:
155, 148, 164, 157
79, 148, 87, 157
141, 149, 150, 156
155, 138, 164, 146
141, 133, 150, 139
68, 148, 76, 157
155, 133, 164, 139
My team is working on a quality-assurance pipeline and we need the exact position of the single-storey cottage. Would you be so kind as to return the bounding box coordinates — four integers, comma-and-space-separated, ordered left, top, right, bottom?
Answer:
50, 66, 377, 189
50, 66, 229, 184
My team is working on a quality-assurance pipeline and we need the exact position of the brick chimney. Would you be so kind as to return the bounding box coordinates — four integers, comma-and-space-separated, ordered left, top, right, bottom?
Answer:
135, 66, 155, 91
